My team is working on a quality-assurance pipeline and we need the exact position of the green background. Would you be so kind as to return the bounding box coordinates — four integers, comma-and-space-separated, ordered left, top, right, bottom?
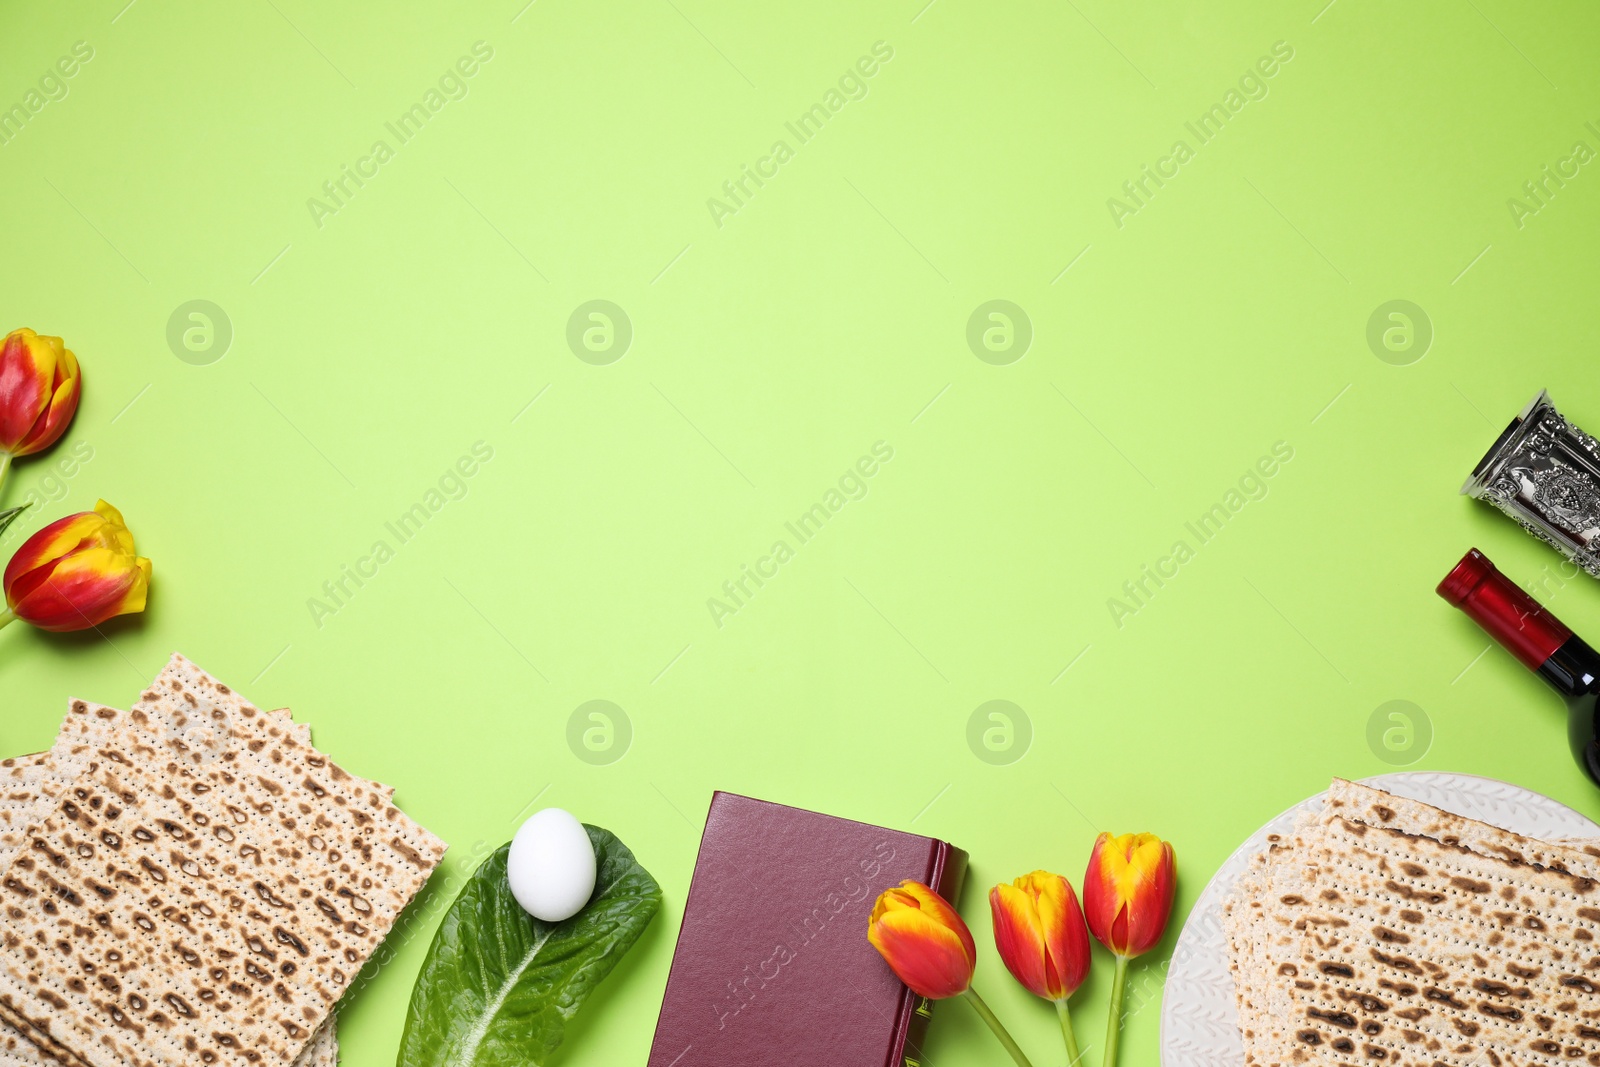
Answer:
1, 0, 1597, 1063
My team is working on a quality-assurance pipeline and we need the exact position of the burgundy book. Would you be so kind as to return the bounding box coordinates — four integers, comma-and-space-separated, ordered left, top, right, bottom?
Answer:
645, 792, 968, 1067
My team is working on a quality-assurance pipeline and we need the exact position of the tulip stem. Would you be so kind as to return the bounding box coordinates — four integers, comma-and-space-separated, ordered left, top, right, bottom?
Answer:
1056, 1000, 1082, 1066
1102, 955, 1129, 1067
962, 988, 1035, 1067
0, 451, 12, 498
0, 610, 13, 631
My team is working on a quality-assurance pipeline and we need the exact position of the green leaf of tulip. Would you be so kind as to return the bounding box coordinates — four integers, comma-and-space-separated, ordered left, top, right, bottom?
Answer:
0, 502, 30, 541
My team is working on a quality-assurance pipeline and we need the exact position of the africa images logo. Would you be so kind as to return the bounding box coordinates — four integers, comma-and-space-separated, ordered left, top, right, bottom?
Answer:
0, 41, 94, 148
1106, 441, 1294, 628
705, 41, 895, 229
306, 441, 494, 628
1506, 120, 1600, 231
1105, 41, 1295, 229
706, 441, 894, 628
710, 841, 896, 1031
306, 42, 495, 229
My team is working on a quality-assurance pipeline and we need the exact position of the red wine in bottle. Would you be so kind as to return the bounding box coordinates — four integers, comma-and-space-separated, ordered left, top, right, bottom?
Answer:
1438, 548, 1600, 788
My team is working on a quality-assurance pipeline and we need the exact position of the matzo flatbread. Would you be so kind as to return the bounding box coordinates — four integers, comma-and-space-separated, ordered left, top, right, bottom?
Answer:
1229, 781, 1600, 1066
1296, 819, 1600, 1062
0, 1020, 337, 1067
1227, 839, 1292, 1067
0, 657, 439, 1067
0, 702, 127, 875
1327, 777, 1600, 881
0, 707, 341, 1067
0, 705, 125, 1067
0, 703, 314, 872
0, 756, 50, 841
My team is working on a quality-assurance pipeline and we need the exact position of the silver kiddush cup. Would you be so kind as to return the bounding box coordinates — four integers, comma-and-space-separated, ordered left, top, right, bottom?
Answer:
1463, 390, 1600, 577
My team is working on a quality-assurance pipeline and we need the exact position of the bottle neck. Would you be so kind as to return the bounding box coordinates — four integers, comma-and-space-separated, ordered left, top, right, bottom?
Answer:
1537, 634, 1600, 700
1437, 548, 1572, 671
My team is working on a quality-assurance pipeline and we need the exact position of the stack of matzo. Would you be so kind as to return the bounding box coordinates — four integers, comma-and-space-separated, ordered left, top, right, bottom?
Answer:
1225, 777, 1600, 1065
0, 654, 445, 1067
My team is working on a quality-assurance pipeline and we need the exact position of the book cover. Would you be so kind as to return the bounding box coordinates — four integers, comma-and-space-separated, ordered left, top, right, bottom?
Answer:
645, 791, 968, 1067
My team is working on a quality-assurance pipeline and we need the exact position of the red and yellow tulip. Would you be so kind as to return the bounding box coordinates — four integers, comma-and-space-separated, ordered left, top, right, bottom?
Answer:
1083, 832, 1177, 959
867, 880, 976, 999
990, 870, 1091, 1001
0, 329, 80, 465
1084, 832, 1177, 1067
991, 870, 1092, 1065
2, 500, 151, 632
868, 881, 1034, 1067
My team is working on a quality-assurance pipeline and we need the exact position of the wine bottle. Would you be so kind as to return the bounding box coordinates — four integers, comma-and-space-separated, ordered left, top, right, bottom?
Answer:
1438, 548, 1600, 788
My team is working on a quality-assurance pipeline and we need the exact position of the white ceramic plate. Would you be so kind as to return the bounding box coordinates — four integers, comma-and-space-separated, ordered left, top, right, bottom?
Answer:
1158, 772, 1600, 1066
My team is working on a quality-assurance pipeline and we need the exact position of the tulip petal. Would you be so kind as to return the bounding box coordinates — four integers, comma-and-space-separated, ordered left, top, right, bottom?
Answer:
0, 330, 56, 454
91, 501, 134, 555
12, 347, 81, 456
3, 510, 104, 594
10, 546, 143, 631
869, 908, 974, 999
1122, 840, 1176, 954
117, 555, 151, 616
1084, 833, 1177, 958
1031, 872, 1091, 997
867, 881, 976, 1000
3, 500, 149, 632
991, 872, 1091, 1001
990, 882, 1055, 999
879, 882, 975, 963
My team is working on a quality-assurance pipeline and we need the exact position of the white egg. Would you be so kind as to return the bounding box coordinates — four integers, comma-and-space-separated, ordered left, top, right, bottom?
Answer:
506, 808, 598, 922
